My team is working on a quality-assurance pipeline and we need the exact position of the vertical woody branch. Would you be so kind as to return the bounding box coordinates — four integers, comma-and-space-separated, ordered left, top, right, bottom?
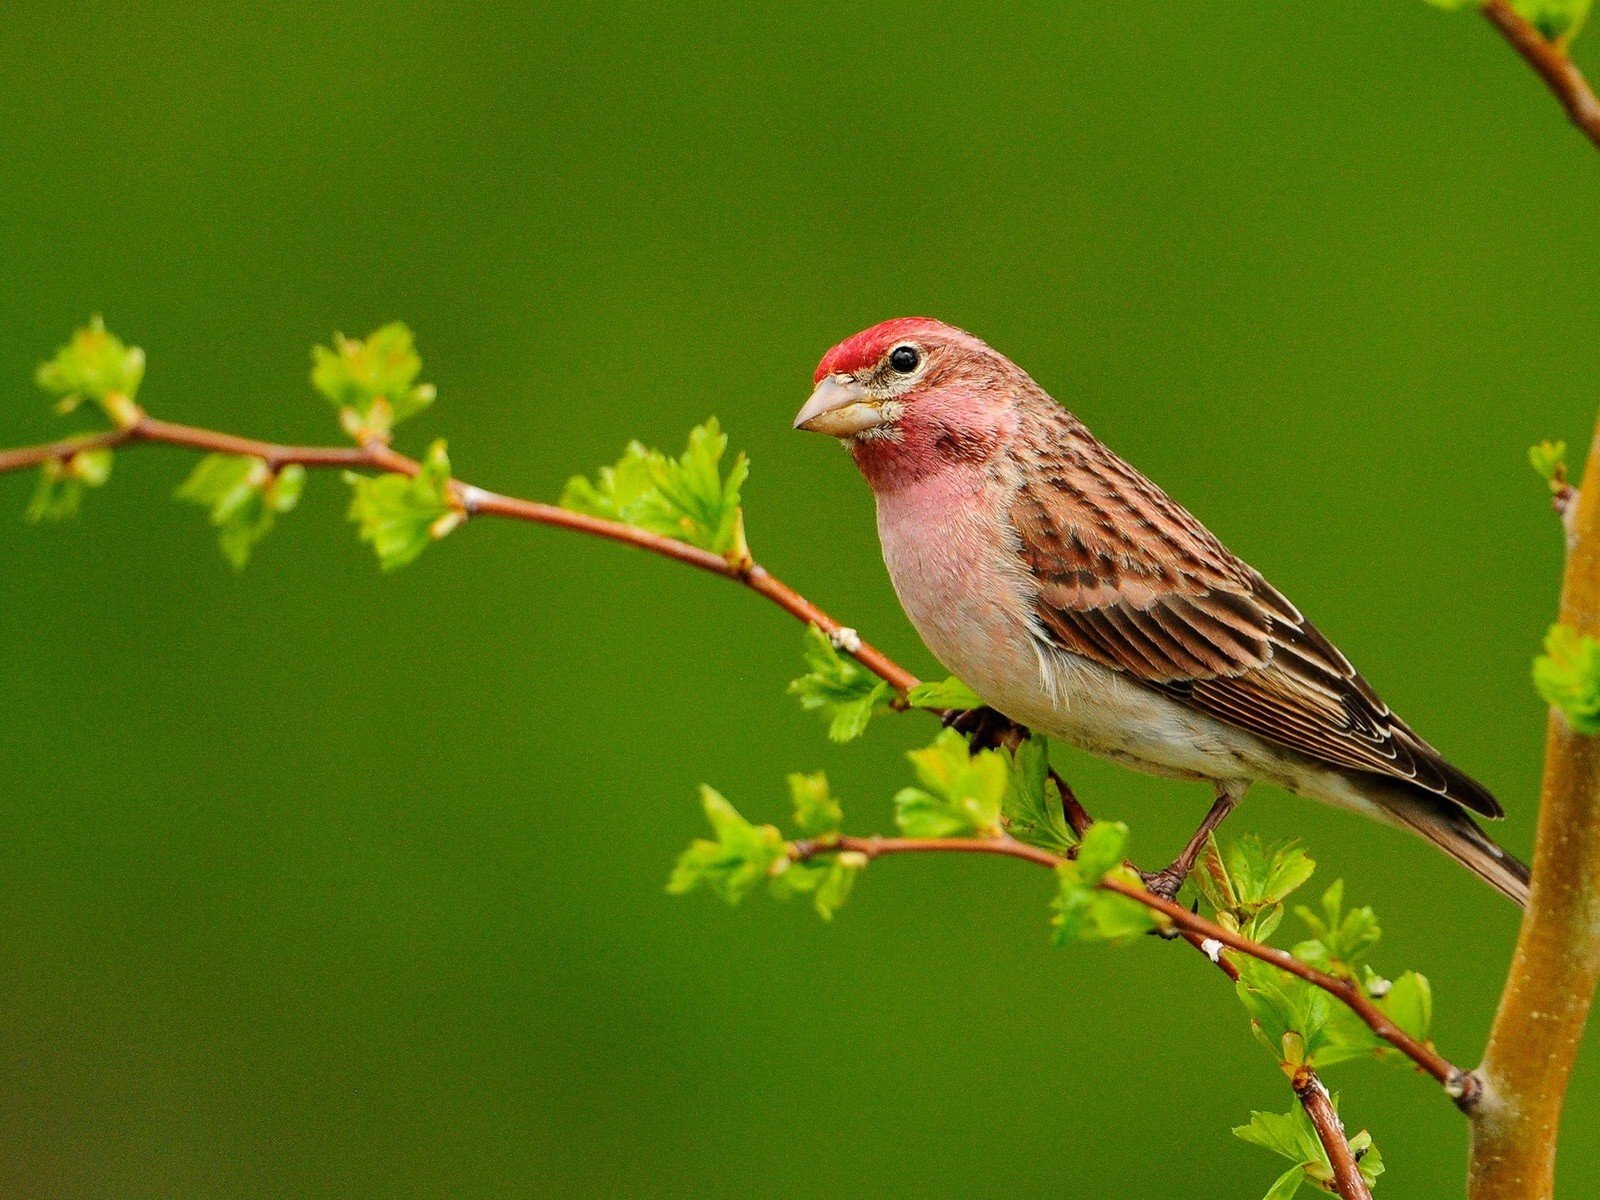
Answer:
1466, 5, 1600, 1198
1468, 406, 1600, 1199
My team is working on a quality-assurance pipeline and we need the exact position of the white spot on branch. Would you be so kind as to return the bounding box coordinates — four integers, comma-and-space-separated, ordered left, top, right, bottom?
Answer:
829, 626, 862, 654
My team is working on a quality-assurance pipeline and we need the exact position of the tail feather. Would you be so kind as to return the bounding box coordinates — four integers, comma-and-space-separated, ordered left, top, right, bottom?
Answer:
1382, 794, 1530, 907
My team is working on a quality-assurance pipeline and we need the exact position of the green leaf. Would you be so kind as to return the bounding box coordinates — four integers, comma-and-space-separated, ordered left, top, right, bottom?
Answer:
560, 419, 750, 561
1351, 1131, 1385, 1190
1075, 820, 1129, 884
1053, 868, 1161, 945
768, 851, 866, 920
1234, 1106, 1323, 1168
25, 448, 115, 522
35, 317, 145, 421
787, 624, 892, 742
813, 855, 863, 920
667, 786, 787, 905
1234, 1099, 1383, 1197
311, 322, 435, 440
1291, 880, 1382, 978
25, 450, 114, 521
1001, 737, 1078, 854
906, 676, 985, 711
1235, 958, 1379, 1069
1515, 0, 1592, 41
175, 454, 306, 569
1530, 439, 1568, 487
1379, 970, 1433, 1043
893, 728, 1009, 838
344, 439, 461, 571
1534, 623, 1600, 733
1051, 822, 1162, 945
1236, 959, 1328, 1066
1425, 0, 1592, 40
1261, 1166, 1304, 1200
787, 771, 842, 837
1195, 835, 1315, 939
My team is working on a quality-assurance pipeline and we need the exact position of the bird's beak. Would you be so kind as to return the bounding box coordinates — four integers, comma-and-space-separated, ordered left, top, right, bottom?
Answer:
793, 376, 889, 437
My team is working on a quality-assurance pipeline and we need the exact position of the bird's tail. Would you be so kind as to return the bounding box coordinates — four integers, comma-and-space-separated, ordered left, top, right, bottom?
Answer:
1378, 790, 1530, 907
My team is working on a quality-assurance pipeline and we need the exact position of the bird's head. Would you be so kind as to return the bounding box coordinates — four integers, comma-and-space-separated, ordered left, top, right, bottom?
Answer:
794, 317, 1020, 486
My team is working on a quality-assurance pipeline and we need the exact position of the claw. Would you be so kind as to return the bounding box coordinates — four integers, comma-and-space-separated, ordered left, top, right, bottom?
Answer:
944, 706, 1028, 752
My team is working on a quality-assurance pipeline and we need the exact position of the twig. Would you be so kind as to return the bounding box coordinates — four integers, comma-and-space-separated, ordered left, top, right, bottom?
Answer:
1482, 0, 1600, 152
0, 408, 919, 694
1293, 1067, 1374, 1200
790, 834, 1472, 1099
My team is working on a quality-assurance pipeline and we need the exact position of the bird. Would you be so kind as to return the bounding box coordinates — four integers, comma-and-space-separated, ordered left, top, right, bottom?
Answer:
793, 317, 1529, 906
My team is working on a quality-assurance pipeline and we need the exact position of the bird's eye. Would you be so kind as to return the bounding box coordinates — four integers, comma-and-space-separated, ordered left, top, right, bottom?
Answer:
888, 345, 921, 374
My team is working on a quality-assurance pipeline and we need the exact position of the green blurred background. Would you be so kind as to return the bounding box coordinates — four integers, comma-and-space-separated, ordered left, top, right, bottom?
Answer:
0, 1, 1593, 1195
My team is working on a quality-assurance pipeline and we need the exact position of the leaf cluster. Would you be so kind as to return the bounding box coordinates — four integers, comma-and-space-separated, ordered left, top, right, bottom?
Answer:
345, 440, 462, 571
1234, 1100, 1384, 1198
1194, 834, 1316, 942
26, 447, 113, 522
176, 455, 306, 569
893, 728, 1008, 838
1534, 623, 1600, 733
35, 316, 145, 423
311, 323, 435, 441
1196, 844, 1433, 1071
787, 624, 892, 742
1052, 821, 1163, 945
667, 774, 861, 920
560, 419, 750, 564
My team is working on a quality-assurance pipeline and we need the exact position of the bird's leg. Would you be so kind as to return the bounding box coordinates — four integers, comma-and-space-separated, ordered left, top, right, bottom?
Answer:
1141, 781, 1247, 902
943, 705, 1028, 753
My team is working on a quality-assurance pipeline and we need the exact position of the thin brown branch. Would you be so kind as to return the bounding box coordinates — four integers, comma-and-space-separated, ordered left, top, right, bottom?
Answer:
0, 408, 920, 695
0, 426, 131, 472
791, 833, 1472, 1099
1101, 873, 1470, 1099
1293, 1067, 1373, 1200
1483, 0, 1600, 152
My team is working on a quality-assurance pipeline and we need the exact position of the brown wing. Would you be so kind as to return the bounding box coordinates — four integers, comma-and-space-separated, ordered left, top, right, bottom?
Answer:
1007, 411, 1501, 819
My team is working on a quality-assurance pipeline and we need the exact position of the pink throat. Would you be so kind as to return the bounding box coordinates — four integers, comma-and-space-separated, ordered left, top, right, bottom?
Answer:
847, 395, 1006, 492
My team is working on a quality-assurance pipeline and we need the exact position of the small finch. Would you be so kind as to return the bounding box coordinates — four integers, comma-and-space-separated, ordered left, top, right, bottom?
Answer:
795, 317, 1529, 905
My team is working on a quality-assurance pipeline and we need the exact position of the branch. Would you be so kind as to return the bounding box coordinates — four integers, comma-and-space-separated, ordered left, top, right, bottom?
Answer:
1463, 10, 1600, 1198
1482, 0, 1600, 152
1468, 406, 1600, 1197
0, 406, 919, 695
1293, 1067, 1375, 1200
791, 834, 1472, 1099
793, 835, 1383, 1200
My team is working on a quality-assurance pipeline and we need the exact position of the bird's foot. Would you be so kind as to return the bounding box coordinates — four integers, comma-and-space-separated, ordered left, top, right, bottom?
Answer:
1139, 868, 1195, 940
942, 705, 1027, 752
1139, 865, 1188, 903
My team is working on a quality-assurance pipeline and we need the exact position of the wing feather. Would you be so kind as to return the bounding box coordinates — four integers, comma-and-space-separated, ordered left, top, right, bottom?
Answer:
1007, 406, 1501, 819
